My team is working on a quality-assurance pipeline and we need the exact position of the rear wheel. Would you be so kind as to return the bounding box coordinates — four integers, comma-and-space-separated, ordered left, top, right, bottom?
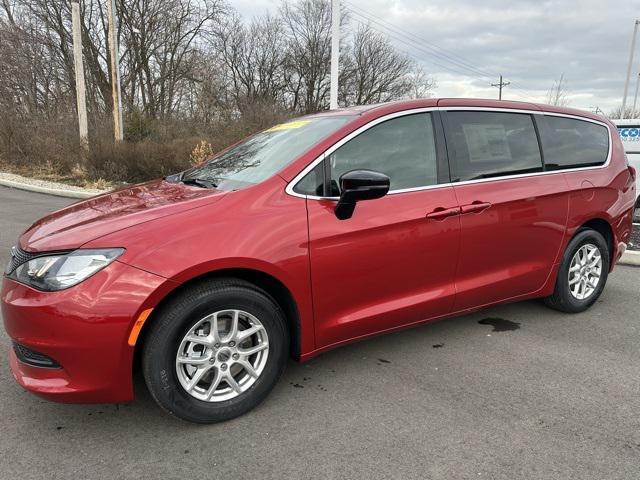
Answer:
544, 229, 609, 313
142, 278, 289, 423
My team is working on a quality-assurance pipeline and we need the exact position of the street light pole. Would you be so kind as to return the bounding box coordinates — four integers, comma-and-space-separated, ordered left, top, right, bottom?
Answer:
633, 73, 640, 119
106, 0, 124, 141
329, 0, 340, 110
622, 19, 640, 119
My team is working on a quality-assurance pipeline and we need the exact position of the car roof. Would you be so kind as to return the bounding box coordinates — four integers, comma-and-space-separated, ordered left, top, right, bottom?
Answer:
309, 98, 607, 124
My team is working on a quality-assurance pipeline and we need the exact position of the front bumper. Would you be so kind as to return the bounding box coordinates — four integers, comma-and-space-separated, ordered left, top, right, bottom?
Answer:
2, 260, 169, 403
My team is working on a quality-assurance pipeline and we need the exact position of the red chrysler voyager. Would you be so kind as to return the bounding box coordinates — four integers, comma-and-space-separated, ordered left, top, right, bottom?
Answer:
2, 99, 636, 423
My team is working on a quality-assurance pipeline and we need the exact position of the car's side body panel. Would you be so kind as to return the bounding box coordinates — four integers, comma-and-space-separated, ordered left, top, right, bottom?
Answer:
560, 120, 636, 264
84, 175, 317, 357
451, 174, 569, 310
307, 187, 461, 347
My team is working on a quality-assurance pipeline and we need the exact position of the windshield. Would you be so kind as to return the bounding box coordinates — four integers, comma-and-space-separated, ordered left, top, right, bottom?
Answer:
181, 116, 353, 189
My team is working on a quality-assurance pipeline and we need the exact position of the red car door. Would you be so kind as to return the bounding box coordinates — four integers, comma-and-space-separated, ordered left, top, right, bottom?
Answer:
442, 109, 569, 310
297, 112, 461, 348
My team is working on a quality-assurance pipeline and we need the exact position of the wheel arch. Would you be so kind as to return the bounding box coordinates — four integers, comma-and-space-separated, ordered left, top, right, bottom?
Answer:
133, 267, 303, 376
576, 217, 614, 268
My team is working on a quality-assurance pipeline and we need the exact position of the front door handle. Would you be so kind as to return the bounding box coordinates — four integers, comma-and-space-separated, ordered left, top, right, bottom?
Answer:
426, 206, 461, 220
461, 201, 492, 214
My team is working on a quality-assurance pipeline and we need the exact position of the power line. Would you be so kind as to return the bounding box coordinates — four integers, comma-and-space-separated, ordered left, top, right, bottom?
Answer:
344, 1, 541, 101
345, 1, 539, 99
491, 75, 510, 100
346, 10, 531, 102
346, 1, 496, 79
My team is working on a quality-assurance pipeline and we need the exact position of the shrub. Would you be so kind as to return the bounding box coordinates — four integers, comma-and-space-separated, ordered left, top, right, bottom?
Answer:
86, 137, 194, 184
189, 140, 213, 166
0, 102, 295, 186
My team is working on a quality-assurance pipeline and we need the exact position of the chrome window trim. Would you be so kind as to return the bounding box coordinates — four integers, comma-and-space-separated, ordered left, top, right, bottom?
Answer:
284, 106, 613, 201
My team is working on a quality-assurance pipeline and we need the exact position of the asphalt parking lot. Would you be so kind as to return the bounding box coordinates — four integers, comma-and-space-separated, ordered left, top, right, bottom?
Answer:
1, 185, 639, 480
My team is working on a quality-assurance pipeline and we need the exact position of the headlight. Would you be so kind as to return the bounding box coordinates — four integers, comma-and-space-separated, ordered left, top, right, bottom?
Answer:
9, 248, 124, 291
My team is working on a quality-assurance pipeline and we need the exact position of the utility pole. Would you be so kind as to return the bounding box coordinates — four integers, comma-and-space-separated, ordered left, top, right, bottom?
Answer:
329, 0, 340, 110
71, 1, 88, 153
107, 0, 124, 141
633, 73, 640, 119
622, 20, 640, 119
491, 75, 510, 100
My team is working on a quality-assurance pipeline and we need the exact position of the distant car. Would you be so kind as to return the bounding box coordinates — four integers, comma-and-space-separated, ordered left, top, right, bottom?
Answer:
2, 99, 637, 424
611, 118, 640, 219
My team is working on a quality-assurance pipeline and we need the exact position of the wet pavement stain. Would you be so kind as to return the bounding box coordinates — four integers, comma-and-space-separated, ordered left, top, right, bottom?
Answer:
478, 317, 521, 332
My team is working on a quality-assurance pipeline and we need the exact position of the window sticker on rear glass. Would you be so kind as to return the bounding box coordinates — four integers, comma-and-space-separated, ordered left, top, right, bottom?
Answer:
462, 124, 512, 162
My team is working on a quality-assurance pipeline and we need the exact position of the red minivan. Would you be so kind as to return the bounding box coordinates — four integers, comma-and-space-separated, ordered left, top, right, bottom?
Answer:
2, 99, 637, 423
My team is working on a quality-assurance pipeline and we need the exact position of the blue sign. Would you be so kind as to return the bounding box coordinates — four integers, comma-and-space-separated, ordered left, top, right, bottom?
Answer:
619, 127, 640, 140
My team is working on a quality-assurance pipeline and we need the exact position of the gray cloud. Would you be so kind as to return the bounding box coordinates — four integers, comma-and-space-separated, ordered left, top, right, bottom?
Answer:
237, 0, 640, 113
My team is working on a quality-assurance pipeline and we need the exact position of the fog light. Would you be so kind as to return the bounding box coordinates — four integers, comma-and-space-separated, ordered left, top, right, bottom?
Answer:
13, 342, 61, 368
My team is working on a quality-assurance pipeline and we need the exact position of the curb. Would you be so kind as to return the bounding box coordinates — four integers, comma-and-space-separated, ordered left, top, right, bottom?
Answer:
0, 177, 105, 199
619, 250, 640, 267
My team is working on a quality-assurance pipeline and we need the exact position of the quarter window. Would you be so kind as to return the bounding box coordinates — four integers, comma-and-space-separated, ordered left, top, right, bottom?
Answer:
446, 111, 543, 181
540, 116, 609, 169
293, 162, 324, 196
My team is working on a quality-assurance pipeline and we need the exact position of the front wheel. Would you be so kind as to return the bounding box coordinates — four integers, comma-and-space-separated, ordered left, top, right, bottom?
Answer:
142, 278, 289, 423
544, 229, 609, 313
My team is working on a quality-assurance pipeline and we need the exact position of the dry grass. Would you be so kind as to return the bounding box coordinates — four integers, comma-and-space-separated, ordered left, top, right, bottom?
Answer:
0, 103, 292, 187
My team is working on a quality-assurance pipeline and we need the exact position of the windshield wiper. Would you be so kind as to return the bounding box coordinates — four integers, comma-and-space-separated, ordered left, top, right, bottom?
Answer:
181, 178, 218, 189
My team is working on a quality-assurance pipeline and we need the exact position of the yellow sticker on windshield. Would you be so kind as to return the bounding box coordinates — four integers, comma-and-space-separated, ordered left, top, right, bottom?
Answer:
266, 120, 311, 132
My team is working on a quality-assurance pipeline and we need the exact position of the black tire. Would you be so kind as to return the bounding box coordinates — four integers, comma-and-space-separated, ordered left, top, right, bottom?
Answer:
142, 278, 289, 424
544, 229, 610, 313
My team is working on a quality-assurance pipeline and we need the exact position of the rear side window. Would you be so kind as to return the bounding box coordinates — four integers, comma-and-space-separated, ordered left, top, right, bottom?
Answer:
445, 112, 543, 181
540, 116, 609, 170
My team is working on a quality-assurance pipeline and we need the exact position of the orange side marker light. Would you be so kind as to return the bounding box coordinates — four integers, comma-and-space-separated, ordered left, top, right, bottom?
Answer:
128, 308, 153, 346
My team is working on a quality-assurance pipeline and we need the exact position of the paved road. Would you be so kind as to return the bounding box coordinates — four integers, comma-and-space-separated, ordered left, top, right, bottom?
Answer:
1, 185, 640, 480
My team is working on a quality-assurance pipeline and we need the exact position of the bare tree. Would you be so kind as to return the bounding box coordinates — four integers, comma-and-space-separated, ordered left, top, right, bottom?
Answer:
404, 66, 436, 99
280, 0, 334, 113
340, 24, 426, 106
118, 0, 225, 118
213, 13, 288, 112
607, 105, 640, 119
546, 73, 570, 107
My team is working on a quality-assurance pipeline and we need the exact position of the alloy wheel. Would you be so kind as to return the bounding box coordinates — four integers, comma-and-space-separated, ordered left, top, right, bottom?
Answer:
175, 309, 269, 402
568, 244, 602, 301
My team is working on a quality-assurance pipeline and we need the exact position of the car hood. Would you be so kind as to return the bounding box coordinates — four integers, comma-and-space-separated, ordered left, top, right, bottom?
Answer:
19, 180, 227, 252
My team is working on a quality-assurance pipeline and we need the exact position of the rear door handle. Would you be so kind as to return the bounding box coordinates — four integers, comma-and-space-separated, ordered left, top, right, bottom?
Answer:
426, 206, 461, 220
461, 201, 492, 214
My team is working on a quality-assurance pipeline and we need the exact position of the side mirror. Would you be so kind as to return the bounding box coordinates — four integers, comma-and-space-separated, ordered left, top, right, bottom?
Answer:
335, 169, 390, 220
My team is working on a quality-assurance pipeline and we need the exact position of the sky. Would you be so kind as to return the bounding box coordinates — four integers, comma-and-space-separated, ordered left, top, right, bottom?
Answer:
230, 0, 640, 114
